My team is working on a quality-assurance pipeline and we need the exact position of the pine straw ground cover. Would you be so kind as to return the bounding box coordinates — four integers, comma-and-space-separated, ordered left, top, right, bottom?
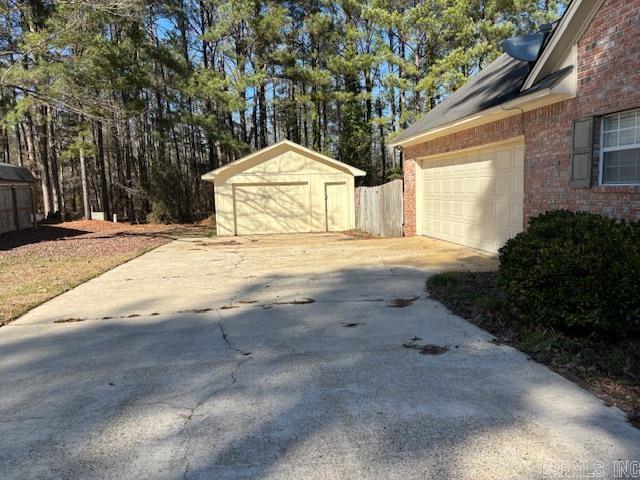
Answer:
426, 271, 640, 428
0, 219, 214, 325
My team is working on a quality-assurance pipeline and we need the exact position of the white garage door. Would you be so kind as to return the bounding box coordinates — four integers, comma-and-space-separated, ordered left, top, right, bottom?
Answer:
421, 141, 524, 253
233, 182, 310, 235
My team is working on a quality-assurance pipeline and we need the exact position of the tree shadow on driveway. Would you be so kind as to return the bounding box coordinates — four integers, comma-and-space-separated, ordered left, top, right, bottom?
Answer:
0, 266, 639, 480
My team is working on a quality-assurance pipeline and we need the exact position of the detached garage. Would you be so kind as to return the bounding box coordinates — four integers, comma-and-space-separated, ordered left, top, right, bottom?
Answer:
201, 140, 366, 236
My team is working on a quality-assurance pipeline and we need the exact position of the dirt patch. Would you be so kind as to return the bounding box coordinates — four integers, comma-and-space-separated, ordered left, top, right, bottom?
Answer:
342, 322, 362, 328
403, 340, 449, 356
388, 296, 420, 308
191, 239, 239, 247
340, 230, 375, 240
273, 298, 315, 305
260, 298, 315, 310
177, 307, 213, 314
53, 317, 86, 324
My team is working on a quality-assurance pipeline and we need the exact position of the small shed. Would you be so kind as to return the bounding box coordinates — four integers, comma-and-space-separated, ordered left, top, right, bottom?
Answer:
0, 163, 37, 234
201, 140, 366, 236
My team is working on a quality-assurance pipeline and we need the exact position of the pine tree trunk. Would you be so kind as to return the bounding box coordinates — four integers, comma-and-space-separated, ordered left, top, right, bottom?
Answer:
79, 135, 91, 220
35, 107, 53, 218
95, 121, 111, 220
47, 108, 62, 216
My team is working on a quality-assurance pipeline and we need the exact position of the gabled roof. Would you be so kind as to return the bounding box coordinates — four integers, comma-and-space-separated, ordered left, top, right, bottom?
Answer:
201, 140, 367, 181
0, 163, 36, 183
391, 0, 602, 148
523, 0, 605, 89
390, 54, 530, 146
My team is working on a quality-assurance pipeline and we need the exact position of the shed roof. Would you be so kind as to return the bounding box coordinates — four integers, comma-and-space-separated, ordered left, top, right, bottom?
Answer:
0, 163, 37, 183
201, 140, 367, 181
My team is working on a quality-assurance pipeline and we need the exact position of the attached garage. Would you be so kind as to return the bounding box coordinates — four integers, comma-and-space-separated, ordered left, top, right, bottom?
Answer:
416, 139, 524, 253
201, 140, 365, 236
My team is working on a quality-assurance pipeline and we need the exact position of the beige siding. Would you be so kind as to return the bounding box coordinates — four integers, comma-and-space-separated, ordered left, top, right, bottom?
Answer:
213, 148, 356, 236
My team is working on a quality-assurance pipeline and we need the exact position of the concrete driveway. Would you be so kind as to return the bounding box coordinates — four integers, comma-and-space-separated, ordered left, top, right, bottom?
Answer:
1, 234, 639, 479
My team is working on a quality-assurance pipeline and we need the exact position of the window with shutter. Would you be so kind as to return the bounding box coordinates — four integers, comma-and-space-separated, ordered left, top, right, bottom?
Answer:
600, 109, 640, 185
571, 117, 593, 188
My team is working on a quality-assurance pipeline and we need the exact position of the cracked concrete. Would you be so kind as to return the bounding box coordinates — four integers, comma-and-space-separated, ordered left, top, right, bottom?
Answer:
1, 233, 639, 479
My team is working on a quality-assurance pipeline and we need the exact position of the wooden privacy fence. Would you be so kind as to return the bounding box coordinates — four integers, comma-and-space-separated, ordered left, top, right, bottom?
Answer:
355, 179, 403, 237
0, 183, 37, 234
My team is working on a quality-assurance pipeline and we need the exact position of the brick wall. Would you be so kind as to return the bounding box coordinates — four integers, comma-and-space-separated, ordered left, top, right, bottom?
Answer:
402, 158, 417, 236
403, 116, 524, 161
402, 0, 640, 237
525, 0, 640, 222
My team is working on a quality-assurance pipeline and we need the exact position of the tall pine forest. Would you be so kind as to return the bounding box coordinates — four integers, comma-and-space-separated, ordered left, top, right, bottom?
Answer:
0, 0, 566, 223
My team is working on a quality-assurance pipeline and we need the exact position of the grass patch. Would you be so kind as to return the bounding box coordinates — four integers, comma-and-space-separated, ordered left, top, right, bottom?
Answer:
0, 249, 161, 325
0, 220, 215, 326
427, 271, 640, 427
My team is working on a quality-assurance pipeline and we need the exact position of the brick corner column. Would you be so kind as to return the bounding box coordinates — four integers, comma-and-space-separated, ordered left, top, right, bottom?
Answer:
403, 157, 417, 237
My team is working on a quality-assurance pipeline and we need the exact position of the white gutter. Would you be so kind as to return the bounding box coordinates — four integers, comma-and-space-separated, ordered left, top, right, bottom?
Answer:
390, 80, 575, 149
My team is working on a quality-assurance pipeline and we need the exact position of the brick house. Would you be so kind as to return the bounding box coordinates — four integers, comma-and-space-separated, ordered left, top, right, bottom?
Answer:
390, 0, 640, 253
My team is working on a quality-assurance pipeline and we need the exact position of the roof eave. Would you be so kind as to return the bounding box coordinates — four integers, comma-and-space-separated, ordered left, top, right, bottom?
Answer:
522, 0, 604, 90
200, 139, 367, 181
390, 84, 575, 149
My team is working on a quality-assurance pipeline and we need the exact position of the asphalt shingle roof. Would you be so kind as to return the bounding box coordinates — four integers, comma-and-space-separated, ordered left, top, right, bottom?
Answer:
392, 53, 573, 145
0, 163, 37, 183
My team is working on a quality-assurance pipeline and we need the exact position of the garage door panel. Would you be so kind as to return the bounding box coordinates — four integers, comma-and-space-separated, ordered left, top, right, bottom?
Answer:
514, 146, 525, 168
514, 172, 524, 195
511, 204, 524, 227
234, 183, 310, 235
453, 222, 465, 240
421, 141, 524, 253
496, 149, 514, 170
494, 201, 510, 222
495, 175, 513, 196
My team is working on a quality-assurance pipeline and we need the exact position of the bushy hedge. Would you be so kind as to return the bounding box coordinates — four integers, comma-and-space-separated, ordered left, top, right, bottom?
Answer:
497, 210, 640, 338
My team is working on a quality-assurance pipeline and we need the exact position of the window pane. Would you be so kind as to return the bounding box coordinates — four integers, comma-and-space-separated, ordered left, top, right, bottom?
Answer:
619, 111, 636, 129
619, 128, 635, 146
603, 149, 640, 184
603, 115, 618, 132
603, 131, 618, 148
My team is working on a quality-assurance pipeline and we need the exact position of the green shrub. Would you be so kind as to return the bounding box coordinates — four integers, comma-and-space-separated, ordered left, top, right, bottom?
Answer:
497, 210, 640, 338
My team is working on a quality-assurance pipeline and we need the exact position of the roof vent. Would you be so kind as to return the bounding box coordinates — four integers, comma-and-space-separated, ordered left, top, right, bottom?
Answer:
502, 23, 553, 63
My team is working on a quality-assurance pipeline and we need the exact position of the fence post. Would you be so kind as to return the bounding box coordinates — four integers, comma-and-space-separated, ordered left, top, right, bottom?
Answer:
31, 184, 38, 228
11, 185, 20, 231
